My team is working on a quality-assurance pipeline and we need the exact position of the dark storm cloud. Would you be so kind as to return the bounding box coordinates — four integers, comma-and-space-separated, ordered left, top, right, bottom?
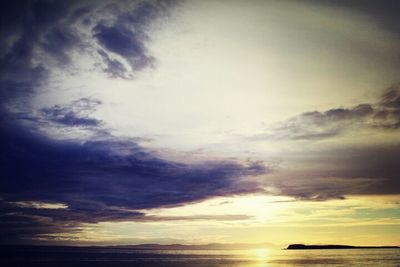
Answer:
0, 0, 80, 80
265, 142, 400, 201
252, 85, 400, 141
0, 122, 267, 209
94, 0, 177, 75
0, 0, 174, 93
380, 85, 400, 109
97, 49, 128, 78
0, 117, 268, 243
40, 98, 103, 127
0, 199, 251, 243
92, 0, 175, 73
0, 0, 176, 118
374, 85, 400, 129
249, 85, 400, 201
93, 23, 155, 72
42, 27, 80, 65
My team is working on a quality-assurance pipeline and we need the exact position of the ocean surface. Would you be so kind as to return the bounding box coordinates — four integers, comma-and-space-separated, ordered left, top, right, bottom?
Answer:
1, 246, 399, 267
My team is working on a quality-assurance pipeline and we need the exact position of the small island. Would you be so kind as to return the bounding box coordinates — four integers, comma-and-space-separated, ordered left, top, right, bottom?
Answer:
287, 244, 399, 250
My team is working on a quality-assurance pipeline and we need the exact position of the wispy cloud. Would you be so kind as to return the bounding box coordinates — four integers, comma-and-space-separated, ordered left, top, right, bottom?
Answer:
251, 85, 400, 141
40, 98, 103, 127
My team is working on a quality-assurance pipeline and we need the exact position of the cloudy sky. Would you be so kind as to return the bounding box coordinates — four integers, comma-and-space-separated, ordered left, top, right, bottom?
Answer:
0, 0, 399, 246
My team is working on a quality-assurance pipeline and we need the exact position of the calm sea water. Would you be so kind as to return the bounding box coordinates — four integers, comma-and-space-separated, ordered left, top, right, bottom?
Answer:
1, 246, 399, 266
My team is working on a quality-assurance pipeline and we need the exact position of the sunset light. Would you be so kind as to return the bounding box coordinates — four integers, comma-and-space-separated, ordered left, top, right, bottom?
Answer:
1, 0, 399, 266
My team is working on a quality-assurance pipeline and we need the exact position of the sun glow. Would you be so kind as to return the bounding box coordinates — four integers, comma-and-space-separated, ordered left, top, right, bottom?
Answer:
143, 195, 292, 223
65, 195, 400, 246
253, 248, 270, 267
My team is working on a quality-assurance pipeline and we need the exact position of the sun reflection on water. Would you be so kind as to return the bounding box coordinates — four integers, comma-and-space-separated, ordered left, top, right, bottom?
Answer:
253, 248, 269, 267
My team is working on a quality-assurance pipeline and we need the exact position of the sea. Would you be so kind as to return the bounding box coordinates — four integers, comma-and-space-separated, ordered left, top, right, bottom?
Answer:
1, 246, 399, 267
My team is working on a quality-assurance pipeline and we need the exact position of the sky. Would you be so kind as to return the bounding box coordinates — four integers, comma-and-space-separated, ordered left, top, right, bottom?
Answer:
0, 0, 399, 247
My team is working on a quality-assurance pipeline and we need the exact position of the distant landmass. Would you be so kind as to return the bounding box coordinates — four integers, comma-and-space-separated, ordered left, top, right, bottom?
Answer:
287, 244, 399, 250
112, 242, 277, 250
0, 242, 278, 251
